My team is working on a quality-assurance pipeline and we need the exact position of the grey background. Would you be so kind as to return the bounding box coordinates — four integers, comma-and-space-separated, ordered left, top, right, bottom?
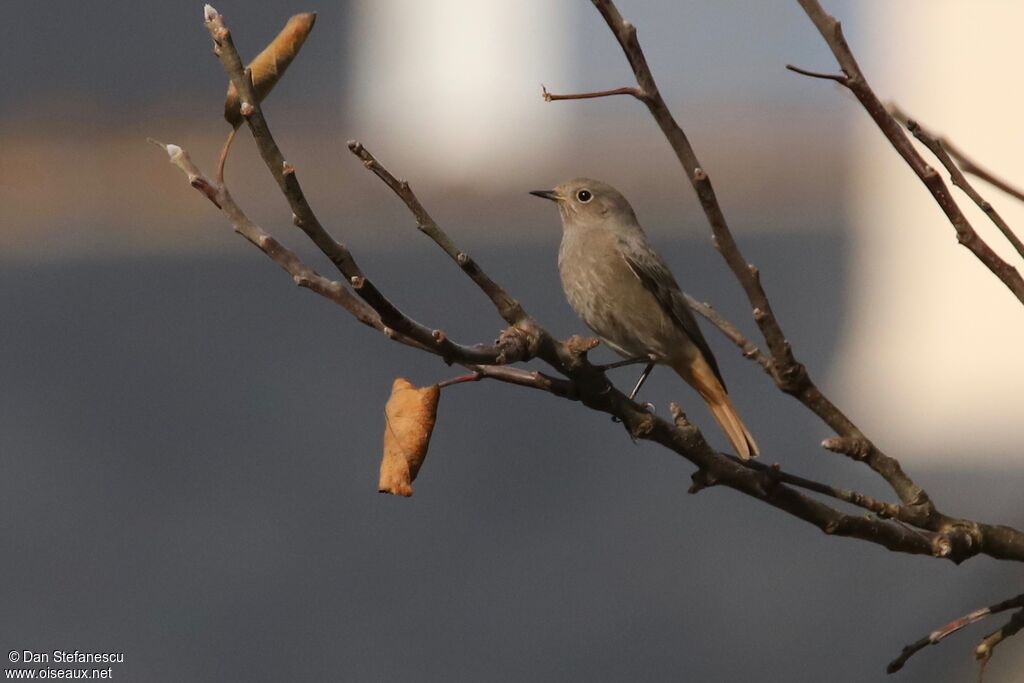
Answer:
3, 1, 1023, 681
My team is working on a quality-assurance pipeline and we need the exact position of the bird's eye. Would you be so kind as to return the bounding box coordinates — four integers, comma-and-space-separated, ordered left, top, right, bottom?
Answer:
576, 189, 593, 203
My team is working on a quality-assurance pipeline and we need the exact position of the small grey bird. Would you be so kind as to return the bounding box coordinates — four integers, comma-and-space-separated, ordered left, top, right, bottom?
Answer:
531, 178, 759, 459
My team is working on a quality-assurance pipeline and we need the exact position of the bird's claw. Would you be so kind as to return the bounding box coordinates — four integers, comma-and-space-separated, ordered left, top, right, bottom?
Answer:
611, 402, 655, 424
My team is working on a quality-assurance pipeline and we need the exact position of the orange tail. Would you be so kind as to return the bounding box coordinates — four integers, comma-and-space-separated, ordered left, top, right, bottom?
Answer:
673, 356, 759, 460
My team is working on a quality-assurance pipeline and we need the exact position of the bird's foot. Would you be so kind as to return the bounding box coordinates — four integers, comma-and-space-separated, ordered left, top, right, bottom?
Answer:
611, 401, 655, 424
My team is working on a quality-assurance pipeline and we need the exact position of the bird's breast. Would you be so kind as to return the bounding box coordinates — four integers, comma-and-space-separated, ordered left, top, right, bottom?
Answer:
558, 229, 686, 361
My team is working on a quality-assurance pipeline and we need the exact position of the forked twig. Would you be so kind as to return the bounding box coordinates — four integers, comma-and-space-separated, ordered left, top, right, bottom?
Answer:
887, 104, 1024, 261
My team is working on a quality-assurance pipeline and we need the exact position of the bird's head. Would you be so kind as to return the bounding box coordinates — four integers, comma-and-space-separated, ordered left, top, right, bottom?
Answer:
530, 178, 637, 230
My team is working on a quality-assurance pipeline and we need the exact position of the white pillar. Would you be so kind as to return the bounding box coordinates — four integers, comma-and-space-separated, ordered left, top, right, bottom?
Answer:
348, 0, 574, 190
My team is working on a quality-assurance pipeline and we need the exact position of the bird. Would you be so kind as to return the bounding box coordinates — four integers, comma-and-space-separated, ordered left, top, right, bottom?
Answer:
531, 178, 759, 459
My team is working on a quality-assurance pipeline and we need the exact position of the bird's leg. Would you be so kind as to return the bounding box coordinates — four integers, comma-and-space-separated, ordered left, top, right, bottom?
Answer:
596, 356, 650, 371
611, 361, 657, 425
628, 362, 656, 401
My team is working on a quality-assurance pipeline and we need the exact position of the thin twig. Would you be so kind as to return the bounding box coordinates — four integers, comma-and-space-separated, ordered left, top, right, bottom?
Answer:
887, 104, 1024, 204
784, 64, 847, 82
437, 372, 482, 389
215, 126, 237, 185
684, 294, 772, 373
469, 365, 578, 399
541, 84, 642, 102
948, 145, 1024, 204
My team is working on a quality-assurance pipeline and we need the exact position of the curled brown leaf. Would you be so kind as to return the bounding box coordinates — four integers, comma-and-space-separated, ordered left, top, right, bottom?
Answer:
378, 378, 440, 497
223, 12, 317, 127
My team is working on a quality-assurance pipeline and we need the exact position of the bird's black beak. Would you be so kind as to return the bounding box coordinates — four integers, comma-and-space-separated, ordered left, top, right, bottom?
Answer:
529, 189, 559, 202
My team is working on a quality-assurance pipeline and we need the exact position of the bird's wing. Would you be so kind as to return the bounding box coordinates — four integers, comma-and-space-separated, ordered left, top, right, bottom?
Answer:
617, 237, 727, 390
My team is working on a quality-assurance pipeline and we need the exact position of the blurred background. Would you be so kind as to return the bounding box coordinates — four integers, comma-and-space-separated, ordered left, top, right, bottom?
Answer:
3, 1, 1023, 681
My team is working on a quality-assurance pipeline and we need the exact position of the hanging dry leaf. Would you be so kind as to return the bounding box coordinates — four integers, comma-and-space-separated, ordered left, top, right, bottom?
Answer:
378, 378, 440, 497
223, 12, 317, 128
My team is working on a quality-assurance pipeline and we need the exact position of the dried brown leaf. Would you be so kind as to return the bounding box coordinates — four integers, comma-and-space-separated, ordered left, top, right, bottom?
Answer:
378, 378, 440, 497
223, 12, 317, 128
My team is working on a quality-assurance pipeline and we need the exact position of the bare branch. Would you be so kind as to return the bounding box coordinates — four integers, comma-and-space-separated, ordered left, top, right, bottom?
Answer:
742, 459, 901, 518
540, 383, 946, 560
151, 140, 400, 338
472, 366, 959, 553
203, 7, 363, 281
152, 138, 535, 366
888, 593, 1024, 674
633, 405, 943, 557
794, 0, 1024, 304
154, 4, 1024, 586
149, 6, 1024, 676
887, 105, 1024, 260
